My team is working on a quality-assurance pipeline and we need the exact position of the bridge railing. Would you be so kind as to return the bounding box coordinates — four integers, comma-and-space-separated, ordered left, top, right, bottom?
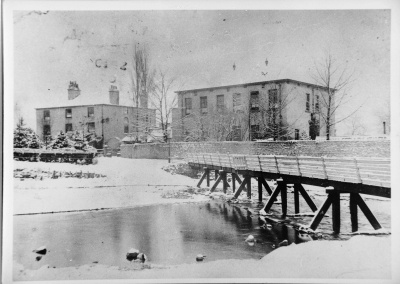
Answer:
186, 153, 390, 188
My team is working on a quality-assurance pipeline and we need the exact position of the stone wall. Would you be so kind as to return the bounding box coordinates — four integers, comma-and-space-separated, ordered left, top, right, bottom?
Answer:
121, 140, 390, 159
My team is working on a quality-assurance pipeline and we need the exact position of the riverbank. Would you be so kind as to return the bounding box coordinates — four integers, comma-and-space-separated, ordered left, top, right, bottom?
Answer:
11, 157, 393, 281
13, 235, 391, 280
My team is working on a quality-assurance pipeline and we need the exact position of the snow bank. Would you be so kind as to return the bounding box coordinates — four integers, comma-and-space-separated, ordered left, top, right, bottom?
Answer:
13, 235, 391, 281
14, 158, 202, 214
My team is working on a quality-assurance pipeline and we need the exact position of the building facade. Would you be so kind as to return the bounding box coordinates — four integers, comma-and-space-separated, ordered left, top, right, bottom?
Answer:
36, 82, 156, 149
172, 79, 335, 142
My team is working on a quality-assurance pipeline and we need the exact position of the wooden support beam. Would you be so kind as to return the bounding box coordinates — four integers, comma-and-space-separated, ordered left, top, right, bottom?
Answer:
261, 179, 282, 213
295, 183, 318, 212
260, 177, 273, 195
233, 173, 242, 185
221, 171, 228, 194
206, 169, 210, 187
258, 178, 263, 202
214, 170, 219, 180
349, 192, 358, 232
232, 173, 236, 193
246, 176, 252, 199
232, 176, 250, 199
196, 168, 209, 188
354, 193, 382, 230
210, 175, 223, 193
294, 184, 300, 214
308, 192, 333, 231
331, 191, 341, 234
279, 179, 288, 216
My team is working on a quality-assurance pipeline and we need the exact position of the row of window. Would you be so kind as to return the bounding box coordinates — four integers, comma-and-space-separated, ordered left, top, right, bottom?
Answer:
43, 107, 95, 120
184, 90, 279, 115
183, 91, 320, 115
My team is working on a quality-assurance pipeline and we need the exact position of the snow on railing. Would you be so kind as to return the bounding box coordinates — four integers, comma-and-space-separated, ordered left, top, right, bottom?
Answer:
187, 153, 390, 188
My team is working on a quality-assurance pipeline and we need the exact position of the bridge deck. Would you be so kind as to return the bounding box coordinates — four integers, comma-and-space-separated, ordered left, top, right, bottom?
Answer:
187, 153, 390, 198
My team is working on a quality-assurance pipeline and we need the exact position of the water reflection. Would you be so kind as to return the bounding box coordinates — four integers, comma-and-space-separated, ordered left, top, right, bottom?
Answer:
13, 201, 337, 271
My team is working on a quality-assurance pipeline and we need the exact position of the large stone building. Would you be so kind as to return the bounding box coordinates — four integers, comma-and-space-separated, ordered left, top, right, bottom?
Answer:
36, 81, 156, 149
172, 79, 335, 141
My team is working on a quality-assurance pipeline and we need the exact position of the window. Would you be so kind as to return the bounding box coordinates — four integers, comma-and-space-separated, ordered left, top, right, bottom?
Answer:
217, 95, 224, 112
184, 98, 192, 115
44, 110, 50, 121
306, 93, 310, 112
88, 107, 94, 117
124, 117, 129, 134
315, 95, 320, 112
65, 109, 72, 118
250, 125, 260, 139
250, 91, 260, 111
268, 89, 278, 109
65, 123, 73, 132
295, 129, 299, 140
87, 122, 95, 133
43, 125, 51, 137
233, 93, 241, 107
251, 125, 260, 132
200, 96, 207, 114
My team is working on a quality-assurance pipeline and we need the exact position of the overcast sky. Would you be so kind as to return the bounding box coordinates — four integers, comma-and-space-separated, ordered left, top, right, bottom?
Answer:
13, 9, 390, 135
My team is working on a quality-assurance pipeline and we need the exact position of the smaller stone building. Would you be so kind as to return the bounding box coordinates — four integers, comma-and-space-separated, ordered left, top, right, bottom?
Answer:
36, 81, 156, 149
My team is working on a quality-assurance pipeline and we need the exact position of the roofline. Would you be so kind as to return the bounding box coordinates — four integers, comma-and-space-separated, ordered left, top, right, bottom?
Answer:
35, 104, 156, 110
175, 79, 336, 94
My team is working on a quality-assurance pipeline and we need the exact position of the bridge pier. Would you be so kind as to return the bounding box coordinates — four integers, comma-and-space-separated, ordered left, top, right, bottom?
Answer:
308, 187, 383, 233
260, 179, 317, 217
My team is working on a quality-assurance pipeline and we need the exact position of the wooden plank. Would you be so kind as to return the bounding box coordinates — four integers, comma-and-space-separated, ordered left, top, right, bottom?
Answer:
296, 183, 318, 212
280, 180, 287, 216
210, 174, 222, 192
197, 170, 208, 188
232, 176, 249, 199
261, 181, 282, 213
350, 192, 358, 232
355, 193, 382, 230
294, 185, 300, 214
308, 194, 333, 231
260, 177, 272, 195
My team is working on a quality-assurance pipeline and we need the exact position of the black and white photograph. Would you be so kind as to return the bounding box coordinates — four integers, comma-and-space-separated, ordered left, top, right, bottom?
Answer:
2, 0, 400, 283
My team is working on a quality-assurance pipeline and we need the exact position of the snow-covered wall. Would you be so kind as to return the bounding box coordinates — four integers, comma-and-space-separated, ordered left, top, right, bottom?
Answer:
121, 140, 390, 159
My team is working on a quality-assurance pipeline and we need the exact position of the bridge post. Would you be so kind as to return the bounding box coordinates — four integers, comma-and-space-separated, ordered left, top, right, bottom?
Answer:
349, 193, 358, 232
260, 178, 283, 215
197, 167, 210, 188
214, 170, 219, 180
330, 190, 341, 234
258, 177, 262, 202
246, 175, 252, 199
221, 171, 228, 194
294, 184, 300, 214
232, 173, 236, 193
309, 187, 333, 231
279, 179, 288, 216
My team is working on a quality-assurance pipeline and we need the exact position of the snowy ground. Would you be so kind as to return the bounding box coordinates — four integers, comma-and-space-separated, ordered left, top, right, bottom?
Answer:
11, 157, 393, 282
14, 158, 206, 215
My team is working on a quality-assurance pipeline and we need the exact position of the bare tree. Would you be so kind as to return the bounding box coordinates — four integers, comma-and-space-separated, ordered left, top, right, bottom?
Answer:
347, 114, 366, 136
151, 71, 178, 142
311, 53, 360, 140
130, 43, 155, 140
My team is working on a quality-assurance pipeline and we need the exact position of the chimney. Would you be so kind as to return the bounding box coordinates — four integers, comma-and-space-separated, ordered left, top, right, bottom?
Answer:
109, 85, 119, 105
68, 81, 80, 100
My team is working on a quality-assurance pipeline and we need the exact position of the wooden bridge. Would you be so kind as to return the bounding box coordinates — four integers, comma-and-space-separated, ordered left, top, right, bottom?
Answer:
187, 153, 391, 233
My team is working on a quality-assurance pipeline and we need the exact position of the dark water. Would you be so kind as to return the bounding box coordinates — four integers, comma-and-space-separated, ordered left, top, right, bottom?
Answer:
14, 193, 391, 270
14, 201, 313, 270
